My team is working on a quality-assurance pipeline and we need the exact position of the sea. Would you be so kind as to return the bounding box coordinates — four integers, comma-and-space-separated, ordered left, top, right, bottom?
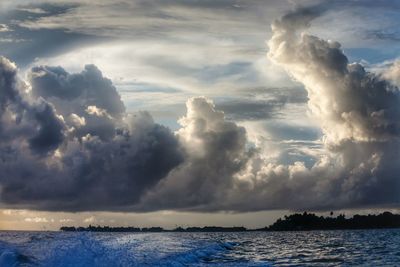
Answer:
0, 229, 399, 266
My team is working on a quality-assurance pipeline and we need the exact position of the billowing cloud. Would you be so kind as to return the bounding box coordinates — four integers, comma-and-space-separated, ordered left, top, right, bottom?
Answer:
0, 57, 183, 211
29, 64, 125, 117
263, 6, 400, 209
29, 64, 126, 141
137, 6, 400, 212
139, 97, 251, 211
0, 57, 66, 155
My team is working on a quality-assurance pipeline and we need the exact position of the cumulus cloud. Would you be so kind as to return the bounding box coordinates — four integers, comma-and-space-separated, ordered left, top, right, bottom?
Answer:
0, 57, 66, 155
380, 60, 400, 87
136, 96, 333, 212
136, 6, 400, 212
269, 9, 400, 145
139, 97, 251, 211
263, 6, 400, 209
29, 64, 125, 118
0, 57, 183, 211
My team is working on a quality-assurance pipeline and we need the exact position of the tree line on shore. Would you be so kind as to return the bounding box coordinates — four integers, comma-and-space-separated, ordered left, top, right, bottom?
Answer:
60, 211, 400, 232
60, 225, 247, 232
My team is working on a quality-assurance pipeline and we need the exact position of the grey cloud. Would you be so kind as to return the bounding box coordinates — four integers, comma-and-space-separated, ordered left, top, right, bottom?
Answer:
31, 113, 182, 211
135, 96, 326, 212
0, 118, 183, 211
262, 121, 322, 141
0, 57, 183, 211
195, 62, 255, 84
29, 64, 126, 141
0, 2, 103, 67
246, 87, 308, 104
30, 64, 125, 117
2, 0, 400, 69
139, 97, 252, 211
118, 82, 182, 93
0, 56, 66, 155
214, 87, 308, 121
216, 99, 285, 121
27, 100, 66, 155
365, 30, 400, 42
15, 0, 287, 37
0, 57, 20, 109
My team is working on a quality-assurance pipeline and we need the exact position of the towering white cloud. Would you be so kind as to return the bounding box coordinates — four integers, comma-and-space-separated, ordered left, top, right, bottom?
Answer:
268, 8, 400, 145
265, 7, 400, 209
139, 97, 251, 211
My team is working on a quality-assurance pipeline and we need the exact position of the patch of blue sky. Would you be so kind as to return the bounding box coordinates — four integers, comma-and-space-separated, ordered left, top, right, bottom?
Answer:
345, 48, 400, 65
262, 121, 322, 142
116, 82, 182, 94
195, 61, 256, 84
276, 148, 319, 169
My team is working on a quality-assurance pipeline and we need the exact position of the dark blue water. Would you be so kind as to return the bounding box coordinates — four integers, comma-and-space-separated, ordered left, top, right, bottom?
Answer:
0, 229, 399, 266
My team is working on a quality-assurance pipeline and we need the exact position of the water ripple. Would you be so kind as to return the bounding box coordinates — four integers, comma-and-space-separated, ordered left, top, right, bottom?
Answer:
0, 229, 399, 266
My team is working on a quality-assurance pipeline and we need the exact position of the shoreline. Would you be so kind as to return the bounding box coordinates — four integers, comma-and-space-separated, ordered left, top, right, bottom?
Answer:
59, 211, 400, 233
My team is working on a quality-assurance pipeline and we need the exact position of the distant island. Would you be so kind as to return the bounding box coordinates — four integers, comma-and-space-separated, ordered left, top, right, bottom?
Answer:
60, 211, 400, 232
60, 225, 247, 232
265, 211, 400, 231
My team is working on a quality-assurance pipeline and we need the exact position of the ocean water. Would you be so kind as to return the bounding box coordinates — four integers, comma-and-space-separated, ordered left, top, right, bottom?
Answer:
0, 229, 399, 266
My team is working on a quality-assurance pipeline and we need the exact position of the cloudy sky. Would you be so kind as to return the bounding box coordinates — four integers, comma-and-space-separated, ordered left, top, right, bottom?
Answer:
1, 0, 400, 230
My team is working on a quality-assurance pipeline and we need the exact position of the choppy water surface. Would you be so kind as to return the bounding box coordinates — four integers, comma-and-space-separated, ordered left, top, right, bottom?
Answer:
1, 229, 400, 266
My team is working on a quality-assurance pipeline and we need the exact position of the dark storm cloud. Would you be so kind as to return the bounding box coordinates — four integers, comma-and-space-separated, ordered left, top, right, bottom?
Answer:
0, 57, 183, 211
30, 64, 125, 117
0, 57, 66, 155
29, 64, 126, 141
27, 101, 66, 155
1, 113, 183, 211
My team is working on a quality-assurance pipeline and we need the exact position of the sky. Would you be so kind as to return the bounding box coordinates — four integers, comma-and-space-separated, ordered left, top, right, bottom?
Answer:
1, 0, 400, 230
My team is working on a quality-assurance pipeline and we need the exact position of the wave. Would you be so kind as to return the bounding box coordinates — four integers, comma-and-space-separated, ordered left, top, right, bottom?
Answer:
0, 248, 35, 267
0, 232, 273, 266
154, 241, 237, 266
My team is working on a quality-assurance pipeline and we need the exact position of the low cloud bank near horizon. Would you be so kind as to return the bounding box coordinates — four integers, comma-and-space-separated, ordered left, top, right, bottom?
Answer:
1, 7, 400, 212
